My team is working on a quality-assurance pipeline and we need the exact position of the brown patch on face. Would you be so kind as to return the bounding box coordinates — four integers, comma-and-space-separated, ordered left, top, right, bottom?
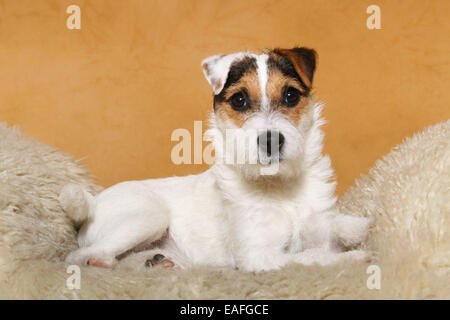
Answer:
272, 49, 313, 88
269, 48, 317, 94
214, 69, 261, 128
266, 68, 310, 125
202, 62, 210, 77
202, 55, 224, 93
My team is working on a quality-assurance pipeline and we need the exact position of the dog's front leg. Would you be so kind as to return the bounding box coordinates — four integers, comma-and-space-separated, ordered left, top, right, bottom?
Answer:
236, 246, 371, 271
231, 208, 296, 272
292, 247, 372, 266
235, 249, 296, 272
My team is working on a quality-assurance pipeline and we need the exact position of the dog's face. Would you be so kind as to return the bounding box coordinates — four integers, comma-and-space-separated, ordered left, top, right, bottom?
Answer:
202, 48, 317, 180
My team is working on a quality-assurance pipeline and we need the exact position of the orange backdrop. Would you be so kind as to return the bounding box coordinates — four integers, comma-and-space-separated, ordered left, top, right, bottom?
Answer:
0, 0, 449, 195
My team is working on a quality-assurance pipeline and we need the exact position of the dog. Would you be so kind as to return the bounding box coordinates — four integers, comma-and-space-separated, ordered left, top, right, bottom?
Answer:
60, 47, 373, 272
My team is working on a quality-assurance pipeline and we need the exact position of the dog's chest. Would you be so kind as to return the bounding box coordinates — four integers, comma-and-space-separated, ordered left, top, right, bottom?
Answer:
224, 192, 305, 253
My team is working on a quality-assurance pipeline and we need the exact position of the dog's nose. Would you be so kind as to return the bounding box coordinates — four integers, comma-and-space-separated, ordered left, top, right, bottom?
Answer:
257, 130, 285, 156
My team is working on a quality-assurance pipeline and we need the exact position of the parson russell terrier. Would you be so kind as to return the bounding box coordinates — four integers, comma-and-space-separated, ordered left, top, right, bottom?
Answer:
60, 47, 373, 272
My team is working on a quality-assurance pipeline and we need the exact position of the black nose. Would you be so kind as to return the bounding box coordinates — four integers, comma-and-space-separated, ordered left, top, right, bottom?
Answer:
257, 130, 285, 156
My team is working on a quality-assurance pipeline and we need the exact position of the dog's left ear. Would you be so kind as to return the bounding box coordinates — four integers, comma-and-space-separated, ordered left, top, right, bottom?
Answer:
201, 52, 249, 95
273, 47, 317, 87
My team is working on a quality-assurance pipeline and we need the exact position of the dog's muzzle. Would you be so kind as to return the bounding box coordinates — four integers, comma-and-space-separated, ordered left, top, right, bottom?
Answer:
257, 130, 285, 159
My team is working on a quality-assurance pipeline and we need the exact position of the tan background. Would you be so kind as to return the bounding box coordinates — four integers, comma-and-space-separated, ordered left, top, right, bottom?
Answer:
0, 0, 449, 195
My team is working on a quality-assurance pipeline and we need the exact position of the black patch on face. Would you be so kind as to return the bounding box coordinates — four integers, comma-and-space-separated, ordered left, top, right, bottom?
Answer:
214, 57, 257, 108
267, 56, 311, 96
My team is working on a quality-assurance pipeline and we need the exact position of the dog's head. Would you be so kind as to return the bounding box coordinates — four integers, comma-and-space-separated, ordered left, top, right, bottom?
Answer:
202, 48, 317, 180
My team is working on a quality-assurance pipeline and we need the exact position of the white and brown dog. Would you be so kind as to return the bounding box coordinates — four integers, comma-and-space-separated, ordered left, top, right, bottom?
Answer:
60, 47, 373, 272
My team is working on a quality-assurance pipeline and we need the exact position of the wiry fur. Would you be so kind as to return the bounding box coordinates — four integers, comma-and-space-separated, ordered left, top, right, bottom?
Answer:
0, 120, 448, 299
60, 50, 372, 271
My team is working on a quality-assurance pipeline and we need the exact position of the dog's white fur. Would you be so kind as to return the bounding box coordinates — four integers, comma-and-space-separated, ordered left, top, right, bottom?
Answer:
60, 52, 372, 272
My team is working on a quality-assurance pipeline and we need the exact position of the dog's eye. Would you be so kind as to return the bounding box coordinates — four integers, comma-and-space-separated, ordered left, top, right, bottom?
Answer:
229, 92, 250, 112
283, 87, 301, 107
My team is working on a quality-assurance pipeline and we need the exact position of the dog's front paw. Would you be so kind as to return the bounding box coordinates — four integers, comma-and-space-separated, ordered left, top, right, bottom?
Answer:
294, 248, 375, 266
335, 215, 374, 249
345, 249, 375, 264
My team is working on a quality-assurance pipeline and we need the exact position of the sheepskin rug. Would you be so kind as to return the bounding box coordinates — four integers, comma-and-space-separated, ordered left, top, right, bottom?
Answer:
0, 120, 448, 299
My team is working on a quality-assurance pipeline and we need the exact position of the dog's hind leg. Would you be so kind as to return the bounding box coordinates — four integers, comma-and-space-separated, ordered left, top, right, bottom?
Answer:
66, 197, 170, 268
66, 218, 169, 268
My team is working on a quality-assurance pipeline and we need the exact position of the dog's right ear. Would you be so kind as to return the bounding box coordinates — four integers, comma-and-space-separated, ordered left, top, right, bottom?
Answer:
272, 47, 317, 88
201, 52, 249, 95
